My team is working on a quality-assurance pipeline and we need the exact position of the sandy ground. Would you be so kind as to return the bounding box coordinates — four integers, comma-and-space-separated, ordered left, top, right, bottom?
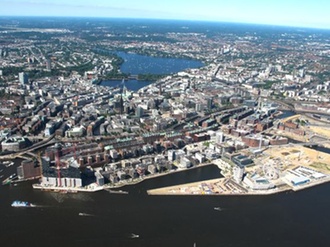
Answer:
263, 146, 330, 174
308, 126, 330, 139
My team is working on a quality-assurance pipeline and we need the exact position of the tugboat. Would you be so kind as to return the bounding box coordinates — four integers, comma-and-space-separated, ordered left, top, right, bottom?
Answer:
11, 201, 35, 208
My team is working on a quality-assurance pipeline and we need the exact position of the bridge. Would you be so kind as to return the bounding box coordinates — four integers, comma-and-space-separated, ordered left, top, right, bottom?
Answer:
0, 134, 57, 161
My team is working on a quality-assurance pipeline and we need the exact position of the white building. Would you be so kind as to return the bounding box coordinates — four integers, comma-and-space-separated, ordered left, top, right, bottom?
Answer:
180, 157, 192, 168
215, 131, 224, 144
110, 149, 118, 159
168, 150, 176, 162
195, 153, 205, 164
233, 165, 245, 183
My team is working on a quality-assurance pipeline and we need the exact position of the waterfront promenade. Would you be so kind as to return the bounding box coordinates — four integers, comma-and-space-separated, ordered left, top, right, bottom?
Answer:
148, 145, 330, 196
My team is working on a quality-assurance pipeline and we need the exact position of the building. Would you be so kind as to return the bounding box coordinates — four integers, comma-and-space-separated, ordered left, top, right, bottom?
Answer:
180, 157, 192, 168
66, 126, 86, 138
243, 173, 275, 190
1, 136, 28, 152
215, 131, 224, 144
136, 106, 144, 118
110, 149, 118, 159
46, 59, 52, 71
207, 98, 213, 109
232, 155, 254, 167
17, 159, 41, 179
195, 152, 205, 163
95, 170, 104, 186
168, 149, 176, 162
233, 165, 245, 182
41, 158, 82, 188
19, 72, 28, 85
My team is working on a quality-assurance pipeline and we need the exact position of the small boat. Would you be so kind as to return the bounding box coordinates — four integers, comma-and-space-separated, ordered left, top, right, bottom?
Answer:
214, 207, 222, 211
11, 201, 35, 208
2, 178, 11, 185
6, 162, 14, 168
106, 189, 129, 195
78, 213, 93, 217
130, 233, 139, 238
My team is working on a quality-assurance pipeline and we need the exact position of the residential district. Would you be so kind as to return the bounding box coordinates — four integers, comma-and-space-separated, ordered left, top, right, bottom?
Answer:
1, 18, 330, 195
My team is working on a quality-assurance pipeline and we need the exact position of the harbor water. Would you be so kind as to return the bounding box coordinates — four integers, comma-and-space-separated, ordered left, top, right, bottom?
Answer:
1, 162, 330, 247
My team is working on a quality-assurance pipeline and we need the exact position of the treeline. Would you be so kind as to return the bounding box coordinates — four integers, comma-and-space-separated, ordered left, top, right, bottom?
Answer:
1, 66, 24, 76
137, 73, 167, 81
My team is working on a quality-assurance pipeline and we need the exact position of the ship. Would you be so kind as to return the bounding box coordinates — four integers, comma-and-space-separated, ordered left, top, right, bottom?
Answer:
214, 207, 222, 211
105, 189, 129, 195
11, 201, 35, 208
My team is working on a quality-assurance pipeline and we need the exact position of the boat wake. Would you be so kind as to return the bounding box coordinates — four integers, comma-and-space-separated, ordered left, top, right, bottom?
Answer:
78, 213, 94, 217
129, 233, 139, 239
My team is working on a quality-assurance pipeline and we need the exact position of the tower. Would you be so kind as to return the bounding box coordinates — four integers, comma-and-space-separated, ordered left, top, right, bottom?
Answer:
120, 94, 124, 115
18, 72, 28, 85
136, 106, 143, 118
207, 97, 213, 110
120, 79, 124, 115
46, 58, 51, 71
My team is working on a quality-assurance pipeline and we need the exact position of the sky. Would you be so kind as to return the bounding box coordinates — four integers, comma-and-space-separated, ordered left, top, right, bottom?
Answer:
1, 0, 330, 29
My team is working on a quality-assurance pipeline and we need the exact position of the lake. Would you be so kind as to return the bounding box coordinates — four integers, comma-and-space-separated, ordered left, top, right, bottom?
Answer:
100, 51, 204, 91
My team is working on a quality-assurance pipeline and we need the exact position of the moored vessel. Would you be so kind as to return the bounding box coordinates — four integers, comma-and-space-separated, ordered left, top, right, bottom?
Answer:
105, 189, 129, 194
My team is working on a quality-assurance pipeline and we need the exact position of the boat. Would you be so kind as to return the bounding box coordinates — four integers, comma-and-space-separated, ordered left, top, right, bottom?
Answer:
130, 233, 139, 238
11, 201, 35, 208
6, 162, 14, 168
106, 189, 129, 195
214, 207, 222, 211
2, 178, 11, 185
78, 213, 93, 217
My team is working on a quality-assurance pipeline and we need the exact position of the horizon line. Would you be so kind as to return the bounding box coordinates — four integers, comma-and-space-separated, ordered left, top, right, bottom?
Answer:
0, 15, 329, 31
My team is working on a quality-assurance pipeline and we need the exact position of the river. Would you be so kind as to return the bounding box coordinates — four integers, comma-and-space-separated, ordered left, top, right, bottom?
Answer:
1, 161, 330, 247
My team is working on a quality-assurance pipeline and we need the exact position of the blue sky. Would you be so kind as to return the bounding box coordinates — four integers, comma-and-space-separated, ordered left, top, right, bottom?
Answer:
1, 0, 329, 29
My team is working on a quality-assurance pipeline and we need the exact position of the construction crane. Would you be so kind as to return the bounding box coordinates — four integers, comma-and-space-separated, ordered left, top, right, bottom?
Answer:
55, 145, 62, 187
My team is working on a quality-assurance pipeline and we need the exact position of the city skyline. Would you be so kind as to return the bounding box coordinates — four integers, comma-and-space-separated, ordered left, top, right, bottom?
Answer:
1, 0, 330, 29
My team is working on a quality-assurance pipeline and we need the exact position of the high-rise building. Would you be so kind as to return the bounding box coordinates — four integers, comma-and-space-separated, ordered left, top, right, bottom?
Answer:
233, 165, 245, 183
207, 98, 213, 109
46, 59, 52, 71
18, 72, 28, 85
135, 106, 144, 118
215, 131, 224, 144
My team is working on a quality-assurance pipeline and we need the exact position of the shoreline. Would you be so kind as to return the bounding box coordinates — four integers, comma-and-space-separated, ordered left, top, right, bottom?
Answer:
104, 162, 215, 189
32, 163, 215, 192
147, 174, 330, 197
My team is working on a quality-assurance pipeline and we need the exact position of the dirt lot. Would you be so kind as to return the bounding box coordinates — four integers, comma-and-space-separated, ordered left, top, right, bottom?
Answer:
263, 146, 330, 174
